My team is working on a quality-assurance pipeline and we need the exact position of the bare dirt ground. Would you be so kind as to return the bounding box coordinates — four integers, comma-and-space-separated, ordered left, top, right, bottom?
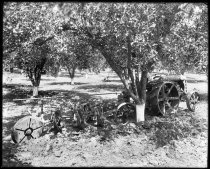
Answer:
2, 70, 208, 167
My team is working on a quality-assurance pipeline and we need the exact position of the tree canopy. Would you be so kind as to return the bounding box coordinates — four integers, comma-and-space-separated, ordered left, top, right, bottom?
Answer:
3, 2, 208, 99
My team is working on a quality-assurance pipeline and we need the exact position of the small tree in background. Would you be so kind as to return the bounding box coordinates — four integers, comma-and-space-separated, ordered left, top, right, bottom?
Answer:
3, 2, 62, 96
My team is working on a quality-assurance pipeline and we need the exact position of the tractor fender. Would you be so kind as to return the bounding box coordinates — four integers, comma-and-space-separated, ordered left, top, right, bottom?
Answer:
117, 102, 135, 110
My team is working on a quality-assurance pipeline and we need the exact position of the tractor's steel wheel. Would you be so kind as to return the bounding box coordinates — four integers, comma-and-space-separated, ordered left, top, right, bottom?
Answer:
11, 116, 43, 143
186, 92, 200, 112
157, 82, 180, 115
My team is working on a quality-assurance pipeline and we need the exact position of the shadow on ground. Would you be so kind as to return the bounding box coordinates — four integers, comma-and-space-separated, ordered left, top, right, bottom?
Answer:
187, 79, 207, 83
77, 84, 124, 92
23, 78, 56, 81
47, 82, 88, 86
3, 114, 27, 138
2, 141, 33, 167
57, 72, 84, 78
103, 79, 122, 83
3, 83, 109, 104
3, 84, 32, 102
199, 93, 208, 101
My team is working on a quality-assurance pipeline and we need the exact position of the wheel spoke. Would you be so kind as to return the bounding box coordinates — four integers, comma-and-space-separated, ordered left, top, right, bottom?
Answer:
33, 125, 43, 130
168, 97, 180, 100
166, 102, 173, 110
167, 84, 174, 95
194, 97, 199, 102
190, 94, 195, 100
161, 102, 166, 115
19, 135, 26, 143
191, 95, 199, 103
29, 118, 32, 128
15, 128, 25, 131
158, 98, 165, 102
190, 98, 196, 103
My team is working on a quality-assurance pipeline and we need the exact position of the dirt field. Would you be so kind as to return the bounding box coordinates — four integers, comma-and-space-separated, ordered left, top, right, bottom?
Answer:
2, 70, 208, 167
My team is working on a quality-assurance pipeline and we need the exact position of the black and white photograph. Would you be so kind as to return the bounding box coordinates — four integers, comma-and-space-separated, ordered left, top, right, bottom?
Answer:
2, 2, 208, 167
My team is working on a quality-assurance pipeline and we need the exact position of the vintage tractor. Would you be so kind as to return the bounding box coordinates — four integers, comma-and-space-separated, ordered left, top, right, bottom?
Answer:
117, 74, 200, 117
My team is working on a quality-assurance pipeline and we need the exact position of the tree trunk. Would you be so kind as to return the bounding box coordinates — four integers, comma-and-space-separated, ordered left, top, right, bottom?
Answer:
67, 66, 76, 85
27, 66, 43, 97
136, 102, 145, 122
71, 77, 75, 85
135, 70, 148, 122
91, 37, 147, 122
85, 72, 88, 79
33, 86, 39, 97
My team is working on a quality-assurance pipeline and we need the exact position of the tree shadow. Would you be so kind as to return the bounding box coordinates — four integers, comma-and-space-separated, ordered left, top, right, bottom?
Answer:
103, 79, 121, 83
77, 84, 124, 92
58, 72, 84, 78
47, 82, 88, 85
2, 141, 33, 167
199, 93, 208, 101
3, 83, 105, 105
3, 84, 32, 102
40, 78, 57, 81
187, 79, 207, 83
24, 78, 57, 81
3, 114, 27, 136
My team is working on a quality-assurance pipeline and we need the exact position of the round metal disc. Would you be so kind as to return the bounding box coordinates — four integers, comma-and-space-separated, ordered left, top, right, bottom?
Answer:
11, 116, 43, 143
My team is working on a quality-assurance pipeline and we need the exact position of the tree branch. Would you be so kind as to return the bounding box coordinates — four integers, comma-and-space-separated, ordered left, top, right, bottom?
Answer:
127, 35, 138, 96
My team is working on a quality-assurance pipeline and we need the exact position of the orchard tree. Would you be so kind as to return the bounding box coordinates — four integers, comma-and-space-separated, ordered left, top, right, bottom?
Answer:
3, 2, 63, 96
58, 3, 185, 121
52, 28, 107, 84
18, 36, 53, 96
160, 3, 208, 75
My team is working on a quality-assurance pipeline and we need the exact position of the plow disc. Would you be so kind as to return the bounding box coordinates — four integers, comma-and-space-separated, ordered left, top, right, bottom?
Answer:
11, 116, 43, 143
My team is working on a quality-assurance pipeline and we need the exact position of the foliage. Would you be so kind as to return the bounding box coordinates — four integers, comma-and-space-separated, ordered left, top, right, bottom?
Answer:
3, 2, 208, 97
160, 3, 208, 74
3, 2, 62, 94
57, 3, 183, 106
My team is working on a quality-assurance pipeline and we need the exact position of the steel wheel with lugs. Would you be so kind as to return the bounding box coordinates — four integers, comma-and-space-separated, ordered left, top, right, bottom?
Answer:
149, 82, 180, 115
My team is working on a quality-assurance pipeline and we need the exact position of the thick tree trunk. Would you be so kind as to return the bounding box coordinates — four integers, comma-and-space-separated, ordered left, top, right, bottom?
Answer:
70, 77, 75, 85
136, 102, 145, 122
135, 70, 148, 122
33, 86, 39, 97
90, 35, 147, 122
